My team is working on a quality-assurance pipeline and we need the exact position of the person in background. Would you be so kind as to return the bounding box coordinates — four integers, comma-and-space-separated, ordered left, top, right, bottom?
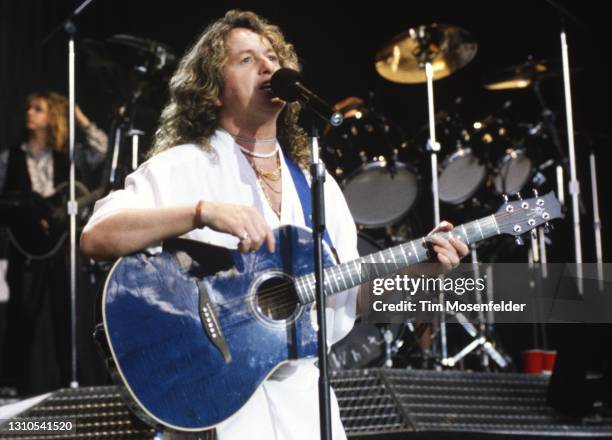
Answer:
0, 90, 108, 394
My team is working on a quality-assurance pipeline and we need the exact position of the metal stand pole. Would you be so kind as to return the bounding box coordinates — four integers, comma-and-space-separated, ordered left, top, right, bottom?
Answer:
560, 30, 583, 294
310, 126, 332, 440
40, 0, 97, 391
67, 36, 79, 389
423, 62, 447, 361
589, 152, 604, 290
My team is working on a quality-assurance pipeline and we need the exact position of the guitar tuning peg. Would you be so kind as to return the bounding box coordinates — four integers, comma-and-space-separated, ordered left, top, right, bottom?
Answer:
532, 188, 539, 197
531, 229, 537, 239
544, 221, 553, 233
515, 192, 523, 200
515, 236, 524, 246
503, 194, 509, 203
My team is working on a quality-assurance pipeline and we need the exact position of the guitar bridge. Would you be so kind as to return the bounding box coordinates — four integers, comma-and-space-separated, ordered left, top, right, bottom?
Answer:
196, 280, 232, 364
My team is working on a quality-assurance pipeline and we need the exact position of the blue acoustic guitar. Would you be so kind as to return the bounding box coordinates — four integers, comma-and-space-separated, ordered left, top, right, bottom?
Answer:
100, 192, 561, 432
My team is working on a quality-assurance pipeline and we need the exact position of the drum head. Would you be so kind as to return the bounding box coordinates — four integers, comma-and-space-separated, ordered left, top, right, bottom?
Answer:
343, 162, 419, 228
493, 150, 532, 195
438, 149, 487, 205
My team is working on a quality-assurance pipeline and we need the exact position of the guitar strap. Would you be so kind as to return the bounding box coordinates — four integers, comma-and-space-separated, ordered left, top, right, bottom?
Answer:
283, 156, 335, 253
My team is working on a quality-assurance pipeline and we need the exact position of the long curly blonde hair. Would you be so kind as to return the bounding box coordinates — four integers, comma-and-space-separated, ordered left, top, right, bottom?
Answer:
150, 9, 310, 167
25, 91, 68, 152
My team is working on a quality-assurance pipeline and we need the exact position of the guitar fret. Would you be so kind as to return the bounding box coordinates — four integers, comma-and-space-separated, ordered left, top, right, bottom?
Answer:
385, 248, 399, 271
330, 266, 341, 292
410, 241, 420, 262
461, 224, 470, 244
475, 219, 485, 239
490, 214, 500, 235
339, 266, 349, 290
346, 261, 357, 286
399, 244, 409, 264
368, 254, 380, 277
389, 248, 399, 268
352, 260, 361, 283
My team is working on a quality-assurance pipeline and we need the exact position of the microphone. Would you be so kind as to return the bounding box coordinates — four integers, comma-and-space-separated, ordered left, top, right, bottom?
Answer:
269, 68, 343, 127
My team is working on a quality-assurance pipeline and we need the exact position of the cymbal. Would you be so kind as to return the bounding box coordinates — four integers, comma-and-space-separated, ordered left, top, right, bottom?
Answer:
484, 59, 549, 90
375, 24, 477, 84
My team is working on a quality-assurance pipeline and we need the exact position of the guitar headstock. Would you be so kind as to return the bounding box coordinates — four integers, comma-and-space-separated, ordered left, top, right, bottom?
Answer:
494, 191, 563, 237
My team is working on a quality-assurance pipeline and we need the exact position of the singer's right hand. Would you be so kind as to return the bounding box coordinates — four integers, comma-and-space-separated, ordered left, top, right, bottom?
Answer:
196, 201, 275, 253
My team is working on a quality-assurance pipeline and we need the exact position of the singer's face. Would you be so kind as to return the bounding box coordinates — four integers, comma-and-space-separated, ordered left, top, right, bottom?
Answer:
217, 28, 284, 124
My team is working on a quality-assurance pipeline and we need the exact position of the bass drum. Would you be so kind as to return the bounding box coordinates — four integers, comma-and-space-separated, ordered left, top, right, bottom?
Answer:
323, 97, 420, 229
328, 232, 402, 370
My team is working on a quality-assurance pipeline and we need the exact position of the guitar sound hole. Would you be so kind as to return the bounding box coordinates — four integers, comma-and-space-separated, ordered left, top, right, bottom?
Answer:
255, 277, 298, 321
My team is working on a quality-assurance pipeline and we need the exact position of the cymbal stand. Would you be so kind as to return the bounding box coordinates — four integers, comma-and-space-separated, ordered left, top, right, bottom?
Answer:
107, 86, 145, 187
414, 32, 499, 369
127, 129, 145, 171
411, 28, 446, 361
439, 255, 510, 369
542, 0, 585, 293
589, 152, 604, 290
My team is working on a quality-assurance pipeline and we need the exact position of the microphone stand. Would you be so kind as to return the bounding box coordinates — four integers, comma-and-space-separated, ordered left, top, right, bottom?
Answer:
545, 0, 584, 293
309, 119, 332, 440
41, 0, 97, 390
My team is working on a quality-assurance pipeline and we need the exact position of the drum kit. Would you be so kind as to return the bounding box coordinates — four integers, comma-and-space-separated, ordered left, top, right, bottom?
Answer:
325, 23, 567, 371
323, 24, 561, 244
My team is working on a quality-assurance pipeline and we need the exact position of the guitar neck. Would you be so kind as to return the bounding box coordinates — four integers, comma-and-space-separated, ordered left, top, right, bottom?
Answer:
295, 214, 501, 304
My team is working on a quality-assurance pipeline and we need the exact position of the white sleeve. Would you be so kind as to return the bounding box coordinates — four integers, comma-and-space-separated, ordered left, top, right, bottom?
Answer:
83, 161, 163, 230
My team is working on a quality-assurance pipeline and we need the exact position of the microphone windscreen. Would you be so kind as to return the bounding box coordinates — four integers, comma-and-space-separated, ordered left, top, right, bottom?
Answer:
270, 68, 302, 101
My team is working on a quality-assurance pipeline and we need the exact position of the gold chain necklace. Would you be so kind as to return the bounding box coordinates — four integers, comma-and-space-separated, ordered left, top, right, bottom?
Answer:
246, 154, 282, 217
247, 154, 281, 181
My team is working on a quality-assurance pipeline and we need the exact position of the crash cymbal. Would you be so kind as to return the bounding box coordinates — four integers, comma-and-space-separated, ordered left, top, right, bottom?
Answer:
484, 59, 549, 90
375, 24, 477, 84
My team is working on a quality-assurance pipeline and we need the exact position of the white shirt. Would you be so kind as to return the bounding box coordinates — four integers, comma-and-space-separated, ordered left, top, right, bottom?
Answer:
86, 129, 359, 439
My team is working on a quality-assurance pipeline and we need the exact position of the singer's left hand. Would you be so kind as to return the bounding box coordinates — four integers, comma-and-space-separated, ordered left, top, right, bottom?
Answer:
428, 221, 469, 273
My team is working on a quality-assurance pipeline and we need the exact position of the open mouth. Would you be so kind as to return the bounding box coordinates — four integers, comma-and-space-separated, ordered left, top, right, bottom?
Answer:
259, 81, 272, 91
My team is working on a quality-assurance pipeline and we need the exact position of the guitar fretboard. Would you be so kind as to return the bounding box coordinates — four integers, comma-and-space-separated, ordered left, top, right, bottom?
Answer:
294, 215, 501, 304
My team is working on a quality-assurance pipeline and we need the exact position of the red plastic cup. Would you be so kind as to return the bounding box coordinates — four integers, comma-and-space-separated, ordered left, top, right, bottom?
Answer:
542, 350, 557, 374
522, 349, 545, 374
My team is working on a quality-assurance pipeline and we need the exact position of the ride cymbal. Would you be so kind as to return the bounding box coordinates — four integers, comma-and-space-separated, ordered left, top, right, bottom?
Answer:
375, 24, 477, 84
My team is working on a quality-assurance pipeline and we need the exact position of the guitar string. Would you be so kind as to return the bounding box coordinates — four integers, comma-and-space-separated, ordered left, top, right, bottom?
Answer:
215, 208, 539, 311
213, 210, 548, 317
212, 211, 549, 327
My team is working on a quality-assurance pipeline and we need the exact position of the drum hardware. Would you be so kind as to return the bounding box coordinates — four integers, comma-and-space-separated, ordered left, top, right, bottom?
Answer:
589, 152, 604, 291
376, 25, 514, 370
82, 34, 177, 188
375, 23, 480, 364
484, 35, 585, 290
323, 97, 419, 229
